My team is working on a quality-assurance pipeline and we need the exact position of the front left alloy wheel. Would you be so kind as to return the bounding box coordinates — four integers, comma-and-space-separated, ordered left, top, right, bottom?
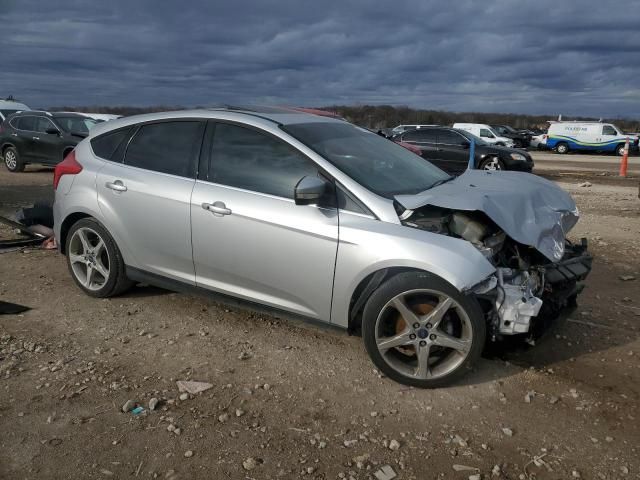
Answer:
362, 271, 485, 388
65, 218, 133, 297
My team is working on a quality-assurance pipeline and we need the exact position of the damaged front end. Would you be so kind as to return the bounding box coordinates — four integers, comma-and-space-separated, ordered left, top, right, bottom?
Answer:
396, 171, 592, 340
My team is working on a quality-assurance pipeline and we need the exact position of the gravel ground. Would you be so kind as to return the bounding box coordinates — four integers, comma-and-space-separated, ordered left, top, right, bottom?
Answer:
1, 163, 639, 480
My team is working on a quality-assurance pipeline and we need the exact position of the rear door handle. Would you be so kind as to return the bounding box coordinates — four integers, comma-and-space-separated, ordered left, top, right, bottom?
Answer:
11, 133, 18, 137
202, 201, 232, 216
105, 180, 127, 192
32, 136, 40, 140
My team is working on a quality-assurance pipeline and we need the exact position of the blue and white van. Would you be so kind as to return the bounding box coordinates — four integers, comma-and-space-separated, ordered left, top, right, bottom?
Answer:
547, 121, 639, 156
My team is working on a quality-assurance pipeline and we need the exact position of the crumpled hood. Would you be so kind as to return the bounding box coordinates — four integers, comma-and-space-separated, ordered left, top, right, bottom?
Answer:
395, 170, 579, 262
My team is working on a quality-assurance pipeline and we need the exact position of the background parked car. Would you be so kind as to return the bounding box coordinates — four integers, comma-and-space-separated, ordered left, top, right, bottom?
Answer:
490, 124, 531, 148
452, 123, 515, 147
529, 133, 548, 150
0, 99, 30, 122
392, 127, 533, 173
0, 111, 97, 172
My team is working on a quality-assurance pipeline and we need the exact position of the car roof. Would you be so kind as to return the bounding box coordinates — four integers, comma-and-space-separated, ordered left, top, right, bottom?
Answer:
87, 106, 344, 138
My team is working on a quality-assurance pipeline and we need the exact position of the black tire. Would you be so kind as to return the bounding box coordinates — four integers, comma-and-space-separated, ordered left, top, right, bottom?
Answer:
3, 146, 25, 172
65, 218, 133, 298
615, 144, 626, 156
478, 156, 505, 171
361, 271, 486, 388
555, 142, 569, 154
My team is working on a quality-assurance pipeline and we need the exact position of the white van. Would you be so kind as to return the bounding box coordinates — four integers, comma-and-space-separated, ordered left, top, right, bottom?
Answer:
452, 123, 515, 147
0, 99, 30, 121
546, 121, 638, 156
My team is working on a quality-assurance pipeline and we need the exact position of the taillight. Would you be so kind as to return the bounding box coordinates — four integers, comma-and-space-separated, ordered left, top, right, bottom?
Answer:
53, 150, 82, 190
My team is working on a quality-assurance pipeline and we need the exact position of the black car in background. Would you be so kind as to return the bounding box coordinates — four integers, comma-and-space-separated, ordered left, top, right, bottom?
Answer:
392, 126, 534, 173
0, 111, 96, 172
490, 124, 531, 148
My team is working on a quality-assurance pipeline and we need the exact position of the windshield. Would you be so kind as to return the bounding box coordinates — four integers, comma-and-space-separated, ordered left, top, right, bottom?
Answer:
282, 122, 449, 197
55, 116, 97, 133
455, 129, 489, 146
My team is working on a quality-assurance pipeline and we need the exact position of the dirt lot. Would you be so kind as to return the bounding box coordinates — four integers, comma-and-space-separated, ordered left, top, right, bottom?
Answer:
1, 157, 639, 480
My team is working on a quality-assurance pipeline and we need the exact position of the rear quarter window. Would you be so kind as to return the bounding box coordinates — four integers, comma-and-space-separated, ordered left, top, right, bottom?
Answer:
91, 128, 132, 161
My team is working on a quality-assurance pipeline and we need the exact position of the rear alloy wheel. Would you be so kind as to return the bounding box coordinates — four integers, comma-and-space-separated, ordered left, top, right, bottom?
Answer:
479, 157, 504, 171
362, 272, 485, 388
556, 142, 569, 154
615, 144, 626, 156
4, 147, 25, 172
66, 218, 133, 297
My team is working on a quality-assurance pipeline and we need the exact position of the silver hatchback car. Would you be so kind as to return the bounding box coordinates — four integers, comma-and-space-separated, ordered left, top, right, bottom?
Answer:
53, 106, 591, 388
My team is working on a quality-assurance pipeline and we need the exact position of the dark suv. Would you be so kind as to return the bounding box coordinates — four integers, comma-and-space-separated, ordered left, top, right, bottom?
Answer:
490, 125, 531, 148
0, 111, 96, 172
393, 127, 533, 173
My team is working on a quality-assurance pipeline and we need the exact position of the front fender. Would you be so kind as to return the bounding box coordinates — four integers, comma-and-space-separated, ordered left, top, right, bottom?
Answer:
330, 212, 495, 328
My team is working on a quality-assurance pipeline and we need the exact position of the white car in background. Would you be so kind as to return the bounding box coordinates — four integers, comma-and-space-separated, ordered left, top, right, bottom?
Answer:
529, 133, 548, 150
452, 123, 515, 147
0, 99, 30, 121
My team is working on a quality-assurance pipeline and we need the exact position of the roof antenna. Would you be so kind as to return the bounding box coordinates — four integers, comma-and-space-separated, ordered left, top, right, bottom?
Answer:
558, 114, 562, 121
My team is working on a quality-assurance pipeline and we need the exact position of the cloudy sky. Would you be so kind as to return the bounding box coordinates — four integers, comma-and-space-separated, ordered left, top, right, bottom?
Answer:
1, 0, 639, 117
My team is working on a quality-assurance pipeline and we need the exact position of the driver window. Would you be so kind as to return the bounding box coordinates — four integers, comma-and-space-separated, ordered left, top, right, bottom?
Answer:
480, 129, 493, 138
602, 125, 616, 136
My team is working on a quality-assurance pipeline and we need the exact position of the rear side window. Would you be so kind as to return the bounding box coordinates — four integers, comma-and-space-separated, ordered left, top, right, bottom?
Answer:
124, 121, 204, 178
403, 129, 436, 142
438, 130, 466, 145
209, 123, 317, 199
91, 128, 131, 161
18, 116, 37, 131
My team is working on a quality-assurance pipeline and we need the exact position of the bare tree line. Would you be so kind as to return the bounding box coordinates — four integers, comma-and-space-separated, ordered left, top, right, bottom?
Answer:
49, 104, 640, 132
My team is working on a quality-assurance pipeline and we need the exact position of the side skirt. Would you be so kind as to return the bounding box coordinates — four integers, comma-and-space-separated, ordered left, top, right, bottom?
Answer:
125, 266, 347, 333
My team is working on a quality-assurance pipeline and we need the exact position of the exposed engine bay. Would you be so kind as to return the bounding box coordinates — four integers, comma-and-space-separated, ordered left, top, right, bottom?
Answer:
400, 205, 592, 339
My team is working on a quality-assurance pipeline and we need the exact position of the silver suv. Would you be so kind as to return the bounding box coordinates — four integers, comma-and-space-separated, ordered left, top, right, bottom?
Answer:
53, 107, 591, 388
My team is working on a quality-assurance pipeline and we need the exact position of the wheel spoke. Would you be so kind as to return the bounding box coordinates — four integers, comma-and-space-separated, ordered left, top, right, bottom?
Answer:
415, 344, 431, 378
433, 331, 471, 354
94, 239, 105, 255
391, 297, 420, 326
423, 297, 453, 329
377, 329, 413, 351
77, 230, 91, 253
93, 260, 109, 280
69, 253, 85, 265
85, 265, 95, 288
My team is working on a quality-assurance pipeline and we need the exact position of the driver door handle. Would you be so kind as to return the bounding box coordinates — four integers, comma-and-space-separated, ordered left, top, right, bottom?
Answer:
105, 180, 127, 192
32, 136, 40, 140
202, 201, 232, 216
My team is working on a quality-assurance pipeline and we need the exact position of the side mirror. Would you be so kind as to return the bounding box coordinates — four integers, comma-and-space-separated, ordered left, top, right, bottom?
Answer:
294, 176, 328, 206
45, 127, 60, 135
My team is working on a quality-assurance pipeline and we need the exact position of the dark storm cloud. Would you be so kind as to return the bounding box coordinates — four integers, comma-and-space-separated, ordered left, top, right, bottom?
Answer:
1, 0, 639, 116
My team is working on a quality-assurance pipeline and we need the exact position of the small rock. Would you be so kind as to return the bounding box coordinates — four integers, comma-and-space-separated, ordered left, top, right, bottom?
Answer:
373, 465, 397, 480
149, 398, 160, 411
469, 475, 481, 480
388, 439, 401, 451
549, 396, 560, 404
238, 351, 252, 360
572, 470, 581, 478
524, 391, 535, 403
620, 466, 629, 474
578, 181, 592, 187
243, 457, 257, 471
501, 427, 514, 436
619, 275, 636, 281
121, 400, 136, 413
453, 464, 479, 472
605, 436, 614, 442
492, 465, 501, 476
218, 413, 230, 423
184, 450, 193, 458
235, 408, 245, 417
179, 393, 189, 401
